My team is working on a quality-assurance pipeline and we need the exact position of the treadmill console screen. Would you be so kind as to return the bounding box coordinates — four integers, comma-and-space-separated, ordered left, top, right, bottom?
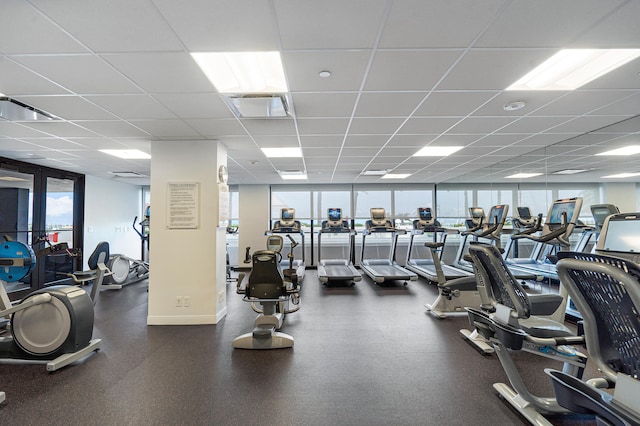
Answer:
469, 207, 484, 219
517, 207, 531, 219
328, 208, 342, 221
548, 200, 576, 225
371, 208, 386, 220
591, 205, 619, 229
601, 217, 640, 253
418, 207, 432, 221
281, 208, 295, 221
488, 205, 506, 223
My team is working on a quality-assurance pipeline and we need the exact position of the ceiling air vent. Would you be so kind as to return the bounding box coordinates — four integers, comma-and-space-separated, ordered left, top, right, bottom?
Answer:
109, 171, 148, 178
224, 94, 289, 118
0, 97, 60, 121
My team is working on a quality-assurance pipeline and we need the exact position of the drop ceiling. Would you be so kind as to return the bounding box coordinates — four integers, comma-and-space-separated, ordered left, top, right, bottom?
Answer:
1, 0, 639, 186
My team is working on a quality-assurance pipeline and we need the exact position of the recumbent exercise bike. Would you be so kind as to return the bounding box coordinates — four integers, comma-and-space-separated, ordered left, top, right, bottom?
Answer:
233, 235, 300, 349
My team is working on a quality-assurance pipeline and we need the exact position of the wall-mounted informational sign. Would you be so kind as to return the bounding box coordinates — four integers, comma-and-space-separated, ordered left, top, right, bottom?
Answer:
218, 183, 229, 223
167, 182, 199, 229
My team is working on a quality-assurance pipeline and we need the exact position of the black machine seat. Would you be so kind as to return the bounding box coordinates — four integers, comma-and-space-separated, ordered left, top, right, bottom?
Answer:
556, 252, 640, 381
544, 252, 640, 425
468, 242, 567, 326
244, 250, 287, 300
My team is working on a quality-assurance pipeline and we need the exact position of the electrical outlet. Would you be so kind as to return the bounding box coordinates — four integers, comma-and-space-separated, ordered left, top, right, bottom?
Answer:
183, 296, 190, 307
218, 290, 225, 304
176, 296, 182, 307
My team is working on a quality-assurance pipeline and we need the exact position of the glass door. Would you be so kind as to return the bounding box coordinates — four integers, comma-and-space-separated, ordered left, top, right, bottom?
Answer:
39, 177, 80, 286
0, 169, 35, 296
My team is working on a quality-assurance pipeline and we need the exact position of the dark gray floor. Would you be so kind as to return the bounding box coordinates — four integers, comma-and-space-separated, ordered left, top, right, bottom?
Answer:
0, 271, 597, 425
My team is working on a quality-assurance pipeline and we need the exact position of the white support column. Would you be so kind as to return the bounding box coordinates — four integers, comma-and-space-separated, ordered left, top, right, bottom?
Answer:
237, 185, 270, 265
147, 140, 228, 325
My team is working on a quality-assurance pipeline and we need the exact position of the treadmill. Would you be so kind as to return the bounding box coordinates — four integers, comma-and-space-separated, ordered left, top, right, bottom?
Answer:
317, 208, 362, 285
268, 207, 305, 283
360, 208, 418, 285
405, 207, 471, 282
505, 197, 583, 279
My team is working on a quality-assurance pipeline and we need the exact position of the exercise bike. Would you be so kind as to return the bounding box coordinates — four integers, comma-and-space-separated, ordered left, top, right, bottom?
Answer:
233, 235, 300, 349
0, 239, 101, 390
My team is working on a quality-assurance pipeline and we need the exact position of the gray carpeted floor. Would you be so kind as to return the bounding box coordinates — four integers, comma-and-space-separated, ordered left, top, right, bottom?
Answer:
0, 271, 598, 425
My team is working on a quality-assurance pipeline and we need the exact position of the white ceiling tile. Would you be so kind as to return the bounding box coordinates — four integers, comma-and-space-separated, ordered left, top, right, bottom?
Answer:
499, 117, 573, 134
437, 49, 556, 90
103, 53, 214, 94
129, 120, 200, 138
415, 91, 499, 117
355, 92, 427, 118
380, 0, 506, 48
72, 120, 150, 138
446, 116, 518, 134
548, 116, 630, 134
30, 0, 184, 52
364, 50, 461, 91
475, 0, 623, 48
349, 117, 405, 135
275, 0, 388, 49
397, 117, 459, 134
87, 95, 177, 120
300, 135, 344, 148
12, 55, 143, 95
154, 94, 234, 119
297, 118, 349, 135
0, 58, 70, 96
154, 0, 279, 51
240, 119, 297, 136
284, 51, 370, 92
21, 122, 99, 138
290, 93, 357, 118
13, 96, 117, 120
0, 0, 88, 54
573, 1, 640, 48
533, 90, 638, 116
185, 119, 247, 137
0, 122, 52, 138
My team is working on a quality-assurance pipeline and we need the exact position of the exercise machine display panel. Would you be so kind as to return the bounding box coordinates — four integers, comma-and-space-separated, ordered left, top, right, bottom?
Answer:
596, 213, 640, 260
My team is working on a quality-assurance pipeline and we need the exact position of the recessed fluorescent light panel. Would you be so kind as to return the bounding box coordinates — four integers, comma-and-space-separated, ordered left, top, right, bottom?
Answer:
382, 173, 411, 179
413, 146, 463, 157
191, 51, 288, 94
278, 170, 307, 180
361, 169, 388, 176
109, 171, 148, 178
596, 145, 640, 156
601, 172, 640, 178
100, 149, 151, 159
261, 147, 302, 158
507, 49, 640, 91
553, 169, 588, 175
506, 173, 543, 179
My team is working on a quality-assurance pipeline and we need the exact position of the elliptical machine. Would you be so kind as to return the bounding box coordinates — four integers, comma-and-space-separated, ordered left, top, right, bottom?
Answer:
233, 235, 300, 349
0, 238, 101, 398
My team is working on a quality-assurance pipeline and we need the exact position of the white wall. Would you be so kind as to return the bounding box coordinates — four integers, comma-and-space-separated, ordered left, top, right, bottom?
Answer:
147, 140, 227, 325
84, 175, 142, 269
600, 182, 637, 213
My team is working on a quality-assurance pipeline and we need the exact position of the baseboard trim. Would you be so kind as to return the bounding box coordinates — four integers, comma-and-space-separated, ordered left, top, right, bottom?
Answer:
147, 308, 227, 325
